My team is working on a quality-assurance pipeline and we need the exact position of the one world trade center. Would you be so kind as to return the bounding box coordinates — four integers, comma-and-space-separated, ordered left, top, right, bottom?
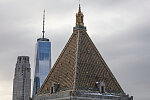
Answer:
32, 10, 51, 98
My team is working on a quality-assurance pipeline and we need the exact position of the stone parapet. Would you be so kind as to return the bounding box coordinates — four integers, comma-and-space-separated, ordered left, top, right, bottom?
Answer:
34, 90, 132, 100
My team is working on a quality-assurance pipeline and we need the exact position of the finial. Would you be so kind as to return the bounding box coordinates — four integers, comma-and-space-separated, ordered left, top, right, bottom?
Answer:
78, 0, 81, 12
42, 9, 45, 39
79, 4, 81, 12
76, 3, 84, 26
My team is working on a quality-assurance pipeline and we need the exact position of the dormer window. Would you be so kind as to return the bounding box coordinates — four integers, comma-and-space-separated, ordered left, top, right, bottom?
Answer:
96, 81, 106, 93
50, 82, 59, 94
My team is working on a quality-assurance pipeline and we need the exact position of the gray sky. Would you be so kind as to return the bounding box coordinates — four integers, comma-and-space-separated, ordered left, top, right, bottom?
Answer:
0, 0, 150, 100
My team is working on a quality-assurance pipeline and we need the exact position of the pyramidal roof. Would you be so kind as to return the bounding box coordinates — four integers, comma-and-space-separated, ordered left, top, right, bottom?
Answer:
37, 5, 124, 95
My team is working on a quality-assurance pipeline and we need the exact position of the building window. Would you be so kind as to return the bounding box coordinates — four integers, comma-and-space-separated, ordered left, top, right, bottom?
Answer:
101, 86, 104, 93
51, 87, 53, 94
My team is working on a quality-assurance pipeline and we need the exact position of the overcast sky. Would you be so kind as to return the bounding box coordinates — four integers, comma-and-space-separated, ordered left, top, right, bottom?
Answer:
0, 0, 150, 100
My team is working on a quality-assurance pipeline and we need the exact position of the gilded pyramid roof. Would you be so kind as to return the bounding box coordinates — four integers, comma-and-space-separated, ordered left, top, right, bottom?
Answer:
37, 5, 124, 95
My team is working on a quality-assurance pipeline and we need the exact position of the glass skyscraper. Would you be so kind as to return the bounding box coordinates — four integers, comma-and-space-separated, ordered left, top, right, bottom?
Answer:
32, 38, 51, 97
32, 10, 51, 98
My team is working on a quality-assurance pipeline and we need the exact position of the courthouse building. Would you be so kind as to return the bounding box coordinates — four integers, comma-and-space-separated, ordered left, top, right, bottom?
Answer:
33, 5, 133, 100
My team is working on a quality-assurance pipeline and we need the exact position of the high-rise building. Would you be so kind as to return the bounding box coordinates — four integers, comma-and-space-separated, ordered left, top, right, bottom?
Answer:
32, 10, 51, 97
12, 56, 31, 100
33, 5, 133, 100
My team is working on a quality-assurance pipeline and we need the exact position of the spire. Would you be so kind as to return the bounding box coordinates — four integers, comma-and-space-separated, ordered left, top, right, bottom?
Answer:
78, 4, 81, 13
78, 0, 81, 12
42, 10, 45, 39
37, 10, 49, 42
76, 4, 84, 26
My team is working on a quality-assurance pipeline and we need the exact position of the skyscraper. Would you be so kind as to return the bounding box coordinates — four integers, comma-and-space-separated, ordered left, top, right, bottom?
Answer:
12, 56, 31, 100
32, 10, 51, 97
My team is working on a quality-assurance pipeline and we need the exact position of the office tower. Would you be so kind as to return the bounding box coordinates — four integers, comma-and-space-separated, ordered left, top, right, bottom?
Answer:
12, 56, 31, 100
32, 10, 51, 97
33, 5, 133, 100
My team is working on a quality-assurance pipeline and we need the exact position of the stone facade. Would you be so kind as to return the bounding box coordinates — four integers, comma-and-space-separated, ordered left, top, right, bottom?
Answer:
12, 56, 31, 100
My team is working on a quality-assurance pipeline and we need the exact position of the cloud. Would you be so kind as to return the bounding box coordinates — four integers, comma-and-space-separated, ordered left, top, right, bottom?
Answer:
0, 0, 150, 100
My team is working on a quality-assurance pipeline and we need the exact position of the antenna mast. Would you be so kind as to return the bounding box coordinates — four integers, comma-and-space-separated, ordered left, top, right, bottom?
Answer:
42, 10, 45, 39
